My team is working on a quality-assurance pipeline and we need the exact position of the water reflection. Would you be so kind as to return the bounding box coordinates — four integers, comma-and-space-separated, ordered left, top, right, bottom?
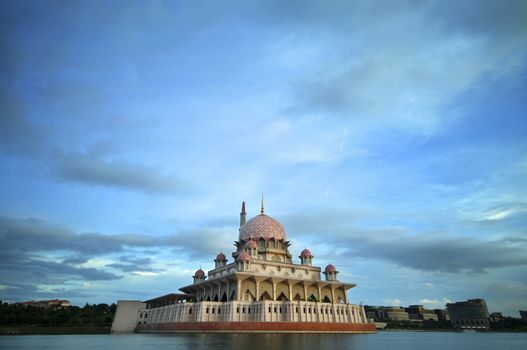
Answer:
170, 333, 371, 350
1, 332, 527, 350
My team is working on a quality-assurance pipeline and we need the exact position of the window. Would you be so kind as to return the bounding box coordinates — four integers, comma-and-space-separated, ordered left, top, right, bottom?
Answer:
189, 309, 192, 314
237, 307, 240, 313
218, 308, 221, 314
296, 307, 299, 313
243, 307, 245, 313
206, 307, 209, 314
303, 307, 306, 313
279, 307, 282, 313
269, 307, 271, 313
274, 307, 277, 313
212, 308, 215, 314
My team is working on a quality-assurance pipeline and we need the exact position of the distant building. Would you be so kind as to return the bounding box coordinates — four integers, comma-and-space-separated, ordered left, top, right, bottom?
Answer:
364, 306, 383, 320
434, 309, 450, 322
385, 307, 410, 321
405, 305, 438, 321
489, 312, 504, 323
520, 310, 527, 321
364, 306, 409, 321
446, 299, 489, 329
14, 299, 70, 309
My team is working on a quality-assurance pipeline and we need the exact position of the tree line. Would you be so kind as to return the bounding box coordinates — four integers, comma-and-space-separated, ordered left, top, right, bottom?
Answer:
0, 302, 116, 327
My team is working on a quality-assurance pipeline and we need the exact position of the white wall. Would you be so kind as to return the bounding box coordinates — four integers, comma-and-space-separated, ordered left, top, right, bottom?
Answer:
139, 301, 368, 325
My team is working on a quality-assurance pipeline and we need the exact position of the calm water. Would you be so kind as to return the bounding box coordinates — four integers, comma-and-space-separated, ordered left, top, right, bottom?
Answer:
1, 332, 527, 350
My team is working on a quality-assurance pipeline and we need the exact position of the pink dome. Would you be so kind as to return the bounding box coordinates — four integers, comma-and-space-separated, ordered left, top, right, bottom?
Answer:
300, 248, 313, 258
246, 240, 257, 249
239, 214, 286, 241
194, 268, 205, 278
216, 252, 226, 261
237, 252, 252, 262
324, 264, 336, 273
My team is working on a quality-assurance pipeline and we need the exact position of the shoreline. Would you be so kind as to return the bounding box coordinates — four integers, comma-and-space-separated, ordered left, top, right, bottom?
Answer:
1, 327, 525, 335
379, 329, 527, 333
0, 326, 111, 336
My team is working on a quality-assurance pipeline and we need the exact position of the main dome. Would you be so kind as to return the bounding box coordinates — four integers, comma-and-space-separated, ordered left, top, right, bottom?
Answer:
239, 214, 286, 241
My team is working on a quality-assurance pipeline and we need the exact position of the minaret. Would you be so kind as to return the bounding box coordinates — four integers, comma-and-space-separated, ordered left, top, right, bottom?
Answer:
240, 201, 246, 228
260, 193, 264, 215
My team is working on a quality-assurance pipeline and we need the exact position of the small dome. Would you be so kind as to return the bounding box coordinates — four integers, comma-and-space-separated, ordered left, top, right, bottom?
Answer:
216, 252, 226, 261
246, 239, 257, 249
239, 214, 286, 241
300, 248, 313, 258
194, 268, 205, 278
237, 252, 252, 262
325, 264, 336, 273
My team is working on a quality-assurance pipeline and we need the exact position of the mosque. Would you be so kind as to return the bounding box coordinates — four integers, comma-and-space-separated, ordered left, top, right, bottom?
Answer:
111, 198, 376, 333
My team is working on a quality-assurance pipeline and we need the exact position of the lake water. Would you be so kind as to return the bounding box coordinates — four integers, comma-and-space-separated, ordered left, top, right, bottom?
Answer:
1, 332, 527, 350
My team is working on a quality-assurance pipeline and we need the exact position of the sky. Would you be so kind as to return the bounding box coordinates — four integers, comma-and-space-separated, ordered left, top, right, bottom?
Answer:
1, 0, 526, 316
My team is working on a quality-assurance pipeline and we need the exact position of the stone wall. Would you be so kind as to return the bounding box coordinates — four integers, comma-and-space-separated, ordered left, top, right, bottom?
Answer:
111, 301, 146, 332
136, 321, 376, 333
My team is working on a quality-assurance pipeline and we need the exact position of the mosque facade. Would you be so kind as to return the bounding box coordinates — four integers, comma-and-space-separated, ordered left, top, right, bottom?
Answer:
111, 199, 375, 333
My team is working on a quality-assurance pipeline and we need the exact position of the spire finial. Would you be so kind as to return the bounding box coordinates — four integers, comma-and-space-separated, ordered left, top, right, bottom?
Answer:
260, 193, 264, 214
240, 201, 247, 228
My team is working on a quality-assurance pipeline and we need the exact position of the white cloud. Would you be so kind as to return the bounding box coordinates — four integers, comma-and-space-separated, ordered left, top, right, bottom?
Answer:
382, 298, 402, 306
483, 207, 526, 221
419, 298, 452, 308
422, 282, 435, 290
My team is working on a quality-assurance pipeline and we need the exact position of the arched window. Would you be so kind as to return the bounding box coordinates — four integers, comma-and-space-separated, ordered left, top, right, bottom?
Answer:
277, 292, 288, 301
245, 289, 255, 301
260, 291, 272, 301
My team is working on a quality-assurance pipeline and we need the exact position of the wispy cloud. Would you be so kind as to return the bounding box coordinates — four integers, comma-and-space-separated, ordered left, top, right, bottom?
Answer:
282, 210, 527, 273
53, 151, 183, 193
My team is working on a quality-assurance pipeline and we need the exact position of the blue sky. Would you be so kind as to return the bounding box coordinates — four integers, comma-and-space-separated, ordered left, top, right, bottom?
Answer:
1, 0, 526, 316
